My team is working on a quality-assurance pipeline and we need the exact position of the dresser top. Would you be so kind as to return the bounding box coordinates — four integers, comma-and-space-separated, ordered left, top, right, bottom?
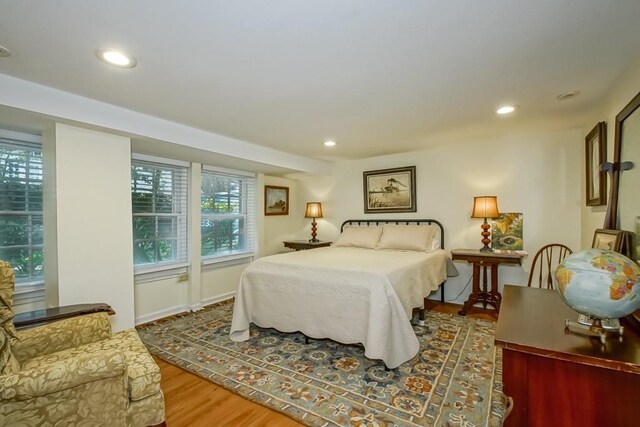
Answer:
495, 285, 640, 373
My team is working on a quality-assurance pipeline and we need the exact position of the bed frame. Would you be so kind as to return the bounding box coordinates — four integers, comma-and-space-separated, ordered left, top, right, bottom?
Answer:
340, 218, 446, 304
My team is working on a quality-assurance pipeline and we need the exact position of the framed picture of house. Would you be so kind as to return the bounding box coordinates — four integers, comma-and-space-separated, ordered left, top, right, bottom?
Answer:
585, 121, 607, 206
264, 185, 289, 215
363, 166, 416, 213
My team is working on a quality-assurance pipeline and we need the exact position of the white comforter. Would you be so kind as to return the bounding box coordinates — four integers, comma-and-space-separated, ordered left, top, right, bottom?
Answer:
230, 247, 449, 368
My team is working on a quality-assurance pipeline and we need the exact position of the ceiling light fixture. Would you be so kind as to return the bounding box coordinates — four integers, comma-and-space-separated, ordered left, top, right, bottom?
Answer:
496, 105, 517, 115
95, 48, 137, 68
323, 140, 336, 147
556, 90, 580, 101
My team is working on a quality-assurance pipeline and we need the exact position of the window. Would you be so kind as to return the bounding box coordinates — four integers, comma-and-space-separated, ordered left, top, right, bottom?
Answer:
0, 131, 43, 286
131, 156, 188, 271
201, 167, 256, 261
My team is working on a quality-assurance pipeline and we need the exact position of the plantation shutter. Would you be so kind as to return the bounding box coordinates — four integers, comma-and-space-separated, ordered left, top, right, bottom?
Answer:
201, 166, 256, 259
131, 155, 188, 269
0, 132, 44, 284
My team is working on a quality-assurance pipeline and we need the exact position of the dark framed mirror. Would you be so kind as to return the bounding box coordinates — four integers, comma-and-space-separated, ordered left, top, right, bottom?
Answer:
605, 90, 640, 257
605, 90, 640, 328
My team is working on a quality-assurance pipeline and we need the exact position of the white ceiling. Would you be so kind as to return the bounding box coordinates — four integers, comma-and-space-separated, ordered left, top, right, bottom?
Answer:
1, 0, 640, 162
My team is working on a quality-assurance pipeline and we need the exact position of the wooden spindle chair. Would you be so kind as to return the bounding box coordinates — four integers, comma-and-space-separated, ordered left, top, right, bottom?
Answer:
527, 243, 573, 289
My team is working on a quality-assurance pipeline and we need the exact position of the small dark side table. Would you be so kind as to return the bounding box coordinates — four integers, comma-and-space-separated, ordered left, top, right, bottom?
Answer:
451, 248, 525, 316
283, 240, 332, 251
14, 303, 115, 330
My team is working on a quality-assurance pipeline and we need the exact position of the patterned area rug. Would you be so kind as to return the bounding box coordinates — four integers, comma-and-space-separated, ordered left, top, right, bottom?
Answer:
137, 300, 507, 426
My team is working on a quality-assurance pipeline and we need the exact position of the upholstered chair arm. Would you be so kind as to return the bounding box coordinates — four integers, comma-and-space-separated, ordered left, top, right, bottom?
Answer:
0, 350, 126, 401
12, 312, 112, 364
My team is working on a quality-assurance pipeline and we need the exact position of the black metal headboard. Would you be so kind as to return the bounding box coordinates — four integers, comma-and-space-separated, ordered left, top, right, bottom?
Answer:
340, 219, 445, 249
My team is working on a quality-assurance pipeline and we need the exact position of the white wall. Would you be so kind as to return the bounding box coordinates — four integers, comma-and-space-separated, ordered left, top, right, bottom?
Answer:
580, 56, 640, 247
262, 176, 305, 255
298, 128, 582, 304
43, 124, 135, 331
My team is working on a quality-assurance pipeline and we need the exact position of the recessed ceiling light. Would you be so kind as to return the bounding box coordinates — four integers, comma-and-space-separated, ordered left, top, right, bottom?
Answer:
556, 90, 580, 101
323, 140, 336, 147
0, 45, 12, 57
496, 105, 517, 115
95, 48, 137, 68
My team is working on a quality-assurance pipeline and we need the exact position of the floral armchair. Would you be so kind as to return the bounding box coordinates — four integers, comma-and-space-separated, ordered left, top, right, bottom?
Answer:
0, 260, 166, 426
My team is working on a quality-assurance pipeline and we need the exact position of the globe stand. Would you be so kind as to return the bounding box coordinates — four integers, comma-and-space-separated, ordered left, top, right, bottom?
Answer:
565, 315, 624, 344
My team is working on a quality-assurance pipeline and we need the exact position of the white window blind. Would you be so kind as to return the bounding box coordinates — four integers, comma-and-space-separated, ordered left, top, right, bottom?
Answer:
0, 133, 43, 285
131, 157, 188, 270
201, 168, 256, 260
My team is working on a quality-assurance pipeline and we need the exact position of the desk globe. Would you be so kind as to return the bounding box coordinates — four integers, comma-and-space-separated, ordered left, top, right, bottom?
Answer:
556, 248, 640, 338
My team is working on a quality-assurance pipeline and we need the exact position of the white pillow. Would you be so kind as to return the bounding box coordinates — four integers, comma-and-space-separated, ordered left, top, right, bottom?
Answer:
431, 237, 441, 250
377, 224, 438, 251
333, 226, 383, 249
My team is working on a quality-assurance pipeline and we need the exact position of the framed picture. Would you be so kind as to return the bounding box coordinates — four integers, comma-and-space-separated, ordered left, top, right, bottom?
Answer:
591, 228, 625, 252
264, 185, 289, 216
363, 166, 416, 213
491, 213, 523, 251
585, 121, 607, 206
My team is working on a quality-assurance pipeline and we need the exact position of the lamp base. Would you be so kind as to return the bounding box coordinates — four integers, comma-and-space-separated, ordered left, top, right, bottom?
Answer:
309, 219, 318, 243
479, 218, 493, 252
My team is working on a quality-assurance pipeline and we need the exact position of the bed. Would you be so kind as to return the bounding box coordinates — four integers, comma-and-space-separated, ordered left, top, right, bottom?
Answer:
230, 219, 455, 368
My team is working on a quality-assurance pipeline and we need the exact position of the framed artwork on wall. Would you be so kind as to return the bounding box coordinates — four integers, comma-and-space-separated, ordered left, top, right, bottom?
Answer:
363, 166, 416, 213
591, 228, 625, 252
491, 212, 523, 251
264, 185, 289, 216
585, 121, 607, 206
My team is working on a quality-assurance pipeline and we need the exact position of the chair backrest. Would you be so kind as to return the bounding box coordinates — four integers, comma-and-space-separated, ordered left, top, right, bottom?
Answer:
527, 244, 573, 289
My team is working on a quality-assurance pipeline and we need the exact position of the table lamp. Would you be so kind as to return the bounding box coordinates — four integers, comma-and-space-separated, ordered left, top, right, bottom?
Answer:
471, 196, 500, 252
304, 202, 323, 242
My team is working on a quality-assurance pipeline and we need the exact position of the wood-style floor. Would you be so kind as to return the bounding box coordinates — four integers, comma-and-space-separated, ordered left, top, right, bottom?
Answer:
157, 302, 496, 427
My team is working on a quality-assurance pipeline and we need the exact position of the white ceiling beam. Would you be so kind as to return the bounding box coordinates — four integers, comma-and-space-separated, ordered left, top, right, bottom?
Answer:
0, 73, 331, 174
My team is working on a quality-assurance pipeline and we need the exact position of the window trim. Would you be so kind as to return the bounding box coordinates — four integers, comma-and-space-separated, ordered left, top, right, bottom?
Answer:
0, 129, 41, 144
134, 262, 189, 284
202, 253, 254, 270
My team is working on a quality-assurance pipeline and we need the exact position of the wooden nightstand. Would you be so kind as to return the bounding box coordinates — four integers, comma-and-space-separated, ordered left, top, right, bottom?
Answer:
451, 248, 525, 316
283, 240, 332, 251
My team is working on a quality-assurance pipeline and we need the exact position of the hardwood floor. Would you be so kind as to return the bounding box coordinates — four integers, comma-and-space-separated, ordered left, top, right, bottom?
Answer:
157, 302, 496, 427
157, 358, 301, 427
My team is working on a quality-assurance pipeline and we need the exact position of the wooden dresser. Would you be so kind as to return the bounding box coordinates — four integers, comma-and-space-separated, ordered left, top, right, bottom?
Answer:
495, 285, 640, 427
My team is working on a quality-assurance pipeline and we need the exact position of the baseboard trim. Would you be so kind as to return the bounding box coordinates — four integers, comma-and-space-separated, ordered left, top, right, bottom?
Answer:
134, 292, 236, 325
135, 305, 188, 326
201, 291, 235, 307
